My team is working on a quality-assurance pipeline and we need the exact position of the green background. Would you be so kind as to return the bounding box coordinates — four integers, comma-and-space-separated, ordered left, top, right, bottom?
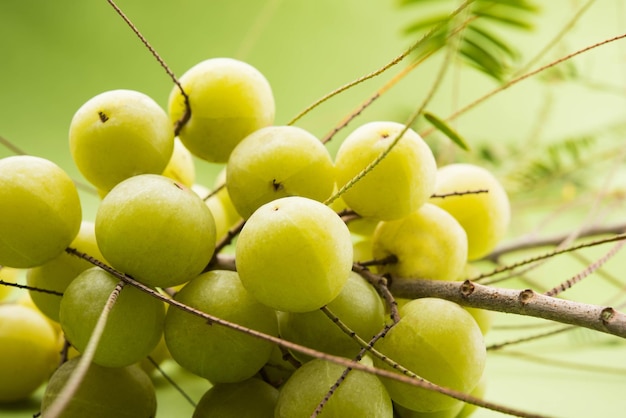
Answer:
1, 1, 626, 417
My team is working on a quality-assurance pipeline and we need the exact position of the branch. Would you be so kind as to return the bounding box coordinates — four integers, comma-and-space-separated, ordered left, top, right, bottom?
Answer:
65, 248, 545, 418
389, 278, 626, 339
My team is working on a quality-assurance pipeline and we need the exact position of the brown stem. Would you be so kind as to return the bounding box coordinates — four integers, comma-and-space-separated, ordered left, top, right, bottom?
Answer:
64, 247, 544, 418
390, 278, 626, 339
106, 0, 190, 135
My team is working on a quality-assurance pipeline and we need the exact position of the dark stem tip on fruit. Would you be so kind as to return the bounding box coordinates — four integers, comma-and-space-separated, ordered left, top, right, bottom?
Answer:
98, 111, 109, 123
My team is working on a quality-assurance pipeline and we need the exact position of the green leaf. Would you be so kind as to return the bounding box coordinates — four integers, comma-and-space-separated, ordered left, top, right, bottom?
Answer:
403, 13, 451, 35
477, 0, 540, 13
423, 111, 470, 151
460, 36, 508, 81
465, 24, 520, 62
472, 7, 535, 30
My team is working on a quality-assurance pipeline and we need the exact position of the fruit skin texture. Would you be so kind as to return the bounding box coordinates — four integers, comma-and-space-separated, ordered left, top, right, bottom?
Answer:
275, 358, 393, 418
373, 298, 486, 413
372, 203, 468, 281
41, 356, 157, 418
235, 196, 353, 313
226, 125, 335, 219
96, 174, 216, 288
69, 89, 174, 192
334, 121, 437, 221
279, 271, 386, 361
164, 270, 278, 383
192, 377, 279, 418
0, 304, 59, 403
27, 221, 105, 322
168, 57, 275, 163
430, 163, 510, 260
59, 267, 165, 368
0, 155, 82, 268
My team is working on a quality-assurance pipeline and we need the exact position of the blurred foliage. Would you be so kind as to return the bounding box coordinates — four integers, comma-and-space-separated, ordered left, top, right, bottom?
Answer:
400, 0, 540, 82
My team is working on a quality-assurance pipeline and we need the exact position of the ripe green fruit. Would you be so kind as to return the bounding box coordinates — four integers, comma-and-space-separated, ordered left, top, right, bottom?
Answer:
372, 203, 468, 281
373, 298, 486, 413
394, 401, 463, 418
168, 57, 275, 163
334, 121, 437, 221
193, 377, 279, 418
59, 267, 165, 368
95, 174, 216, 288
0, 155, 82, 268
226, 125, 335, 219
430, 163, 511, 260
69, 89, 174, 192
41, 356, 157, 418
164, 270, 278, 383
0, 304, 59, 402
236, 196, 353, 312
27, 221, 105, 322
456, 376, 487, 418
275, 358, 393, 417
279, 271, 386, 361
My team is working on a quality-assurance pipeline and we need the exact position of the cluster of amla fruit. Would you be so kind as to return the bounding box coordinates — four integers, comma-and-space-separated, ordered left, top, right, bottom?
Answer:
0, 56, 510, 417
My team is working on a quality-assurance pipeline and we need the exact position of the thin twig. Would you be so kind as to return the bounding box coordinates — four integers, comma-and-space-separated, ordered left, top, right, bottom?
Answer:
106, 0, 190, 135
425, 32, 626, 137
484, 223, 626, 262
487, 325, 575, 351
287, 0, 476, 127
431, 189, 489, 199
64, 247, 544, 418
147, 356, 197, 408
0, 280, 63, 296
43, 281, 126, 418
545, 240, 626, 297
476, 232, 626, 281
312, 307, 394, 417
352, 262, 400, 323
324, 21, 458, 207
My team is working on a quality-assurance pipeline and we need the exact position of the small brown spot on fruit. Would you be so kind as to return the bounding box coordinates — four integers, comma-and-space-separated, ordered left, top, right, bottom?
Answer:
98, 111, 109, 123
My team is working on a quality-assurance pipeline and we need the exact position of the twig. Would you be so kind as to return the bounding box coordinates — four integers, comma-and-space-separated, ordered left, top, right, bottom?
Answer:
0, 280, 63, 296
311, 307, 394, 417
484, 223, 626, 262
545, 240, 626, 297
487, 325, 575, 351
425, 32, 626, 137
106, 0, 190, 135
476, 232, 626, 281
390, 278, 626, 339
287, 0, 475, 127
64, 247, 544, 418
352, 262, 400, 323
43, 281, 126, 418
147, 356, 197, 408
431, 189, 489, 199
